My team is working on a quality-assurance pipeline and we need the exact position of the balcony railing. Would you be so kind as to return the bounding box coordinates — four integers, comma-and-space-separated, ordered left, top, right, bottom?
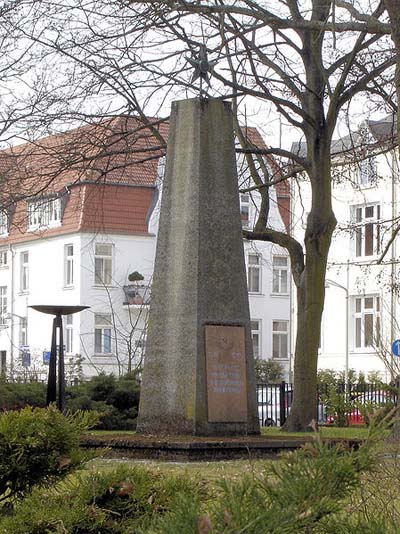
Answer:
122, 284, 151, 306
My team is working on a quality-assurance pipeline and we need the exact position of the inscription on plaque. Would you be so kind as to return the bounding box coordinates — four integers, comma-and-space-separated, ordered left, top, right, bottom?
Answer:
205, 324, 248, 422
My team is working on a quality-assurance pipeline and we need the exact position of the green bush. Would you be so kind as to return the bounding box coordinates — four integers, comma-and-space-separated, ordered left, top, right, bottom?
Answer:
1, 430, 398, 533
65, 373, 140, 430
254, 358, 284, 384
0, 436, 383, 534
357, 400, 395, 427
322, 384, 355, 427
0, 406, 98, 505
0, 373, 141, 431
208, 438, 374, 533
0, 466, 205, 533
0, 380, 46, 411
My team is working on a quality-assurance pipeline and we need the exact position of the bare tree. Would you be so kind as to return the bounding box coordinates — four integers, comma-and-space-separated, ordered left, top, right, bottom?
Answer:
384, 0, 400, 145
0, 0, 397, 430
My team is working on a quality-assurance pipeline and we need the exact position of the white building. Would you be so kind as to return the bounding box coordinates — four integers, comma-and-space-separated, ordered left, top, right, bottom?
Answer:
0, 116, 291, 380
292, 115, 399, 382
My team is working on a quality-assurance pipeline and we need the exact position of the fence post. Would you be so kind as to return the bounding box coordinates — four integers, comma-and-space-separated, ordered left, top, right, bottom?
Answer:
280, 380, 286, 426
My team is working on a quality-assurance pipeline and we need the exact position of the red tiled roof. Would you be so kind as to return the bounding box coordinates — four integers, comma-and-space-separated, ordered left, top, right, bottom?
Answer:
79, 184, 154, 235
0, 116, 168, 198
0, 114, 288, 241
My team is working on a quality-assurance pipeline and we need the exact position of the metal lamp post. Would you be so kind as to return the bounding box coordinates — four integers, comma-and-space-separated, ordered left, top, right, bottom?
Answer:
325, 279, 349, 388
30, 305, 89, 411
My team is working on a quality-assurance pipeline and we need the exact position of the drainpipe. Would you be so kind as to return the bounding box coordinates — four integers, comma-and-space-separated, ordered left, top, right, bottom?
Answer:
288, 174, 294, 384
391, 150, 398, 381
9, 244, 15, 379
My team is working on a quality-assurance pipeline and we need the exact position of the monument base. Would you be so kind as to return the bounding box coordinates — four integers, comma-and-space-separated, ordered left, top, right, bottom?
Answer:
137, 416, 259, 437
82, 433, 321, 461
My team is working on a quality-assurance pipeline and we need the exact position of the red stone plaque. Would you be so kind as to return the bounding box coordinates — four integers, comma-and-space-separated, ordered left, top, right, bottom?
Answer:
205, 324, 248, 422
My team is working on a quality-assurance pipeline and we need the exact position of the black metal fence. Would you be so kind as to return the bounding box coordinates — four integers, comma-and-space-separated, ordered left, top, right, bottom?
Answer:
257, 382, 398, 427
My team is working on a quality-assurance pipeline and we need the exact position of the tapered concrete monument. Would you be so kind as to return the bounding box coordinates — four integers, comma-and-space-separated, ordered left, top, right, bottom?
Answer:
137, 98, 260, 436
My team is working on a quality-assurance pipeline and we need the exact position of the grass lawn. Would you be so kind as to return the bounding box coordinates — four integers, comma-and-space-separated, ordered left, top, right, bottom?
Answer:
262, 425, 372, 439
84, 425, 376, 480
87, 456, 269, 480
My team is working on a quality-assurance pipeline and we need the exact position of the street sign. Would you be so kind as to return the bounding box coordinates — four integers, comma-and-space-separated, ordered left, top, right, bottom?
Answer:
392, 339, 400, 356
43, 351, 51, 365
21, 351, 31, 367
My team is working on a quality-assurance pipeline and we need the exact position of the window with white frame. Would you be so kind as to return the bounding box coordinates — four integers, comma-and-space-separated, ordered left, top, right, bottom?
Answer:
0, 287, 7, 326
248, 253, 261, 293
240, 193, 250, 228
272, 320, 288, 359
251, 319, 261, 359
0, 210, 8, 236
94, 314, 112, 354
20, 252, 29, 292
64, 244, 74, 287
353, 204, 381, 258
359, 157, 377, 186
19, 317, 27, 348
27, 197, 61, 229
65, 314, 73, 354
354, 295, 380, 349
0, 250, 8, 268
94, 243, 113, 286
272, 256, 289, 294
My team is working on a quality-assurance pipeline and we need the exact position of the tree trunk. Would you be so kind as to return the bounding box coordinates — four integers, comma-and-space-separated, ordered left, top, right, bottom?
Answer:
384, 0, 400, 441
283, 133, 337, 431
385, 0, 400, 149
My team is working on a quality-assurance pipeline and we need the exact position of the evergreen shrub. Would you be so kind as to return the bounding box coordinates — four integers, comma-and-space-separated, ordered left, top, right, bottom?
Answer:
0, 466, 205, 533
0, 406, 97, 505
0, 373, 141, 431
0, 380, 46, 410
65, 372, 140, 430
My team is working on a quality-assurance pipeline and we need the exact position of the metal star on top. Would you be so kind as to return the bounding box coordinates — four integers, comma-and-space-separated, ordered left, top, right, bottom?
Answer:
186, 44, 218, 90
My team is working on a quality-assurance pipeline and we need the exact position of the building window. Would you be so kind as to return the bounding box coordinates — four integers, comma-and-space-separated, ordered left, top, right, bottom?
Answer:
19, 317, 27, 348
354, 295, 380, 349
20, 252, 29, 292
248, 253, 261, 293
0, 250, 8, 268
94, 314, 112, 354
240, 193, 250, 228
0, 210, 8, 236
251, 319, 261, 359
353, 204, 381, 258
27, 197, 61, 229
0, 287, 6, 326
64, 244, 74, 287
94, 243, 113, 286
359, 157, 377, 186
272, 256, 289, 294
65, 314, 73, 354
272, 320, 288, 359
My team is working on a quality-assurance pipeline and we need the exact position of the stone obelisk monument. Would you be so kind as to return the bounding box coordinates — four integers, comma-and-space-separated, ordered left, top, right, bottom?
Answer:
137, 97, 259, 436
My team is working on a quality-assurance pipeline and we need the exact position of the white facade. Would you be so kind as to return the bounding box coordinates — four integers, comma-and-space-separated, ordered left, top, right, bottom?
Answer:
243, 187, 291, 378
292, 122, 399, 382
0, 232, 155, 379
0, 184, 291, 381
